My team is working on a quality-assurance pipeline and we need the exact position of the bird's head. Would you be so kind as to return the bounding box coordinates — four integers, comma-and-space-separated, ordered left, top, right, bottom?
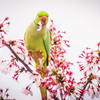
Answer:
35, 11, 49, 27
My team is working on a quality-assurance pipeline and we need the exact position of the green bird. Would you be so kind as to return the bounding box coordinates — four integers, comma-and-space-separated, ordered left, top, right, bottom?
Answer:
24, 11, 52, 100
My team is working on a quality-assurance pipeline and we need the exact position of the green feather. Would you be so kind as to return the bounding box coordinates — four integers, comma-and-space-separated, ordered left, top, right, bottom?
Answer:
24, 11, 52, 100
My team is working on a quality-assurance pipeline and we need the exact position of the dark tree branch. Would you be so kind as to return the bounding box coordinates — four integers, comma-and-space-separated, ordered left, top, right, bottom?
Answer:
83, 73, 92, 90
3, 40, 33, 73
2, 39, 93, 100
79, 73, 92, 99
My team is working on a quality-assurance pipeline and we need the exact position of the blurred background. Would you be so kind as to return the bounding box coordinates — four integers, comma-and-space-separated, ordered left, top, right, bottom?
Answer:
0, 0, 100, 99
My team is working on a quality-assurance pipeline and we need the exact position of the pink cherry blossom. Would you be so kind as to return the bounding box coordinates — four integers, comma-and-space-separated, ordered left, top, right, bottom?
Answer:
1, 17, 100, 100
0, 23, 3, 28
0, 63, 12, 74
29, 73, 42, 86
51, 20, 53, 23
21, 86, 33, 96
0, 89, 3, 93
0, 88, 15, 100
4, 17, 9, 21
97, 42, 100, 47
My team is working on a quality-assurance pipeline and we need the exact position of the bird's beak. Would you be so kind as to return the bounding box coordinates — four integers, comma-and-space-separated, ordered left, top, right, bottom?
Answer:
41, 16, 47, 26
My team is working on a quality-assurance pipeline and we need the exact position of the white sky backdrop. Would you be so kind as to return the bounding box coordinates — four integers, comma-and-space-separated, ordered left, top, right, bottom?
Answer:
0, 0, 100, 100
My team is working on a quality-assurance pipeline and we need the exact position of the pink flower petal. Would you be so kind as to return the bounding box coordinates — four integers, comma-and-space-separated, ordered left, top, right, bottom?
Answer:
21, 88, 33, 96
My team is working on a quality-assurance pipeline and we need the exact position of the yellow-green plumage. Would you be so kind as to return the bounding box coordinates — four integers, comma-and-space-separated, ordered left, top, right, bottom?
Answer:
24, 11, 52, 100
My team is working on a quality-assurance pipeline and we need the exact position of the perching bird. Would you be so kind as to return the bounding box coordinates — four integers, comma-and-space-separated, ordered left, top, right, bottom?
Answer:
24, 11, 52, 100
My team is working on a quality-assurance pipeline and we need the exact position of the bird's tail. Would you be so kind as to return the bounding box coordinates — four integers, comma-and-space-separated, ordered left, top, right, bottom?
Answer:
36, 63, 47, 100
40, 68, 47, 100
40, 84, 47, 100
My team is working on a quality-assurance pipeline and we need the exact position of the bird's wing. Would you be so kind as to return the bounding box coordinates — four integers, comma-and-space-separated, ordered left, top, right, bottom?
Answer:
43, 29, 52, 66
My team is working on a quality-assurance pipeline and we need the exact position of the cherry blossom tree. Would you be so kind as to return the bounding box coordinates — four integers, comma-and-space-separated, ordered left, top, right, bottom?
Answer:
0, 17, 100, 100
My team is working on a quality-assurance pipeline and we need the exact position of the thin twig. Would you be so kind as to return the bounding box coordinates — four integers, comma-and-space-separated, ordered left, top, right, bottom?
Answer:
83, 73, 92, 90
79, 73, 92, 99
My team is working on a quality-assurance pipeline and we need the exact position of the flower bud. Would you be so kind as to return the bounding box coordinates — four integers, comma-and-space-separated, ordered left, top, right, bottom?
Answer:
4, 17, 9, 21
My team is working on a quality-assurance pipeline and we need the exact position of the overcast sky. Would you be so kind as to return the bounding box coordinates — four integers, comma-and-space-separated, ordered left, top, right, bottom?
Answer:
0, 0, 100, 100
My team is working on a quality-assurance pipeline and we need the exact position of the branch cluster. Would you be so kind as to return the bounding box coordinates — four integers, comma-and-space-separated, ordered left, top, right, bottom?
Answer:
0, 17, 100, 100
